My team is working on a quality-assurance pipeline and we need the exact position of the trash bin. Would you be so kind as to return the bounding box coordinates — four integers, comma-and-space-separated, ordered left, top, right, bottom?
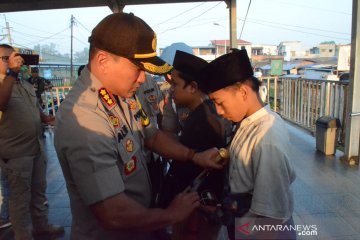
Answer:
315, 116, 341, 155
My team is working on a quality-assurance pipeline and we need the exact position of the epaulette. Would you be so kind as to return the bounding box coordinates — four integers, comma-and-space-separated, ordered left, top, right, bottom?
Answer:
98, 87, 116, 110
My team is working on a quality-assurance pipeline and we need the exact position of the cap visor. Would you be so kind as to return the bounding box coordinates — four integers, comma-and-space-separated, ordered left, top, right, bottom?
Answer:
132, 56, 173, 75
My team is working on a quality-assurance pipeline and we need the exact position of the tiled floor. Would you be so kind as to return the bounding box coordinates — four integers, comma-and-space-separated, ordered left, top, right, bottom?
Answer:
1, 122, 360, 240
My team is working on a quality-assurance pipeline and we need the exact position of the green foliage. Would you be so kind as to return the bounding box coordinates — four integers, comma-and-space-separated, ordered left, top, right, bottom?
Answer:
33, 44, 88, 63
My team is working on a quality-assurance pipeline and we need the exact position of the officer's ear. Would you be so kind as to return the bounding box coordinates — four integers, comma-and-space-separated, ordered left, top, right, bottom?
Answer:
96, 50, 110, 74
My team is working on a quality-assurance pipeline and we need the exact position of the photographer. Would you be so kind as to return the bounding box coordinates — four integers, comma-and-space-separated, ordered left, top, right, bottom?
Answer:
0, 44, 63, 240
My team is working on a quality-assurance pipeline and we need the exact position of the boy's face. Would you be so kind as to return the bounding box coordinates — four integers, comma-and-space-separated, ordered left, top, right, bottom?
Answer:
170, 69, 193, 107
209, 85, 247, 122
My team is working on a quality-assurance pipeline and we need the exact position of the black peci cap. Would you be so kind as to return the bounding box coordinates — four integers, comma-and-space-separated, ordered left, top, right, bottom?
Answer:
173, 50, 208, 85
88, 12, 173, 75
199, 49, 254, 93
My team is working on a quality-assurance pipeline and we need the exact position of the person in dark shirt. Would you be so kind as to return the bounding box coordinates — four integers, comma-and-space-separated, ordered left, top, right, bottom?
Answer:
159, 50, 226, 240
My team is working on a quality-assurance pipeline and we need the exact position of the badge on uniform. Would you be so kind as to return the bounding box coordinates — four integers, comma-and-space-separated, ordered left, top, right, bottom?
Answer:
125, 138, 134, 152
118, 131, 140, 165
124, 156, 137, 176
140, 109, 150, 127
147, 94, 157, 103
127, 99, 138, 111
109, 115, 119, 127
99, 88, 116, 110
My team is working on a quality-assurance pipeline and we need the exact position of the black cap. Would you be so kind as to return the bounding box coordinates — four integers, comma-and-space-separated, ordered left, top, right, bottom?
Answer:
89, 12, 172, 75
199, 49, 254, 93
173, 50, 208, 84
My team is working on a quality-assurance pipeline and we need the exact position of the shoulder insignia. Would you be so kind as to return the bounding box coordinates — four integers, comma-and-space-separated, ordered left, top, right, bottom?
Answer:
99, 87, 116, 110
124, 156, 137, 175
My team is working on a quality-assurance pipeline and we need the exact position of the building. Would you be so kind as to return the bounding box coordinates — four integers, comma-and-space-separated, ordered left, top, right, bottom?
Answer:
210, 39, 252, 57
192, 46, 216, 61
318, 41, 337, 58
277, 41, 308, 61
251, 44, 278, 56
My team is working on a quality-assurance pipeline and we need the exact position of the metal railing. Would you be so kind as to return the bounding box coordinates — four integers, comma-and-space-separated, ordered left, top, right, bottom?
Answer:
42, 86, 72, 116
260, 76, 349, 145
44, 77, 349, 145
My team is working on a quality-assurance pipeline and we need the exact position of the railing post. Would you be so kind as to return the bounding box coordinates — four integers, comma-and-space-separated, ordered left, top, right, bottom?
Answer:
274, 77, 278, 112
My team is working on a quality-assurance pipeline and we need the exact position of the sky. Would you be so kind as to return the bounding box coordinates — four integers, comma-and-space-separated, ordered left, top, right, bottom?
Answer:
0, 0, 353, 55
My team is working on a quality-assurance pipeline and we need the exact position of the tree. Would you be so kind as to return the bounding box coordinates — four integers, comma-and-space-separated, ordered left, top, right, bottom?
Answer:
34, 43, 61, 56
74, 47, 89, 63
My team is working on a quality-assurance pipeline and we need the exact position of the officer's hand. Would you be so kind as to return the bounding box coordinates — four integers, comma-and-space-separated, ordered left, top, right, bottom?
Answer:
192, 148, 227, 169
8, 52, 24, 73
167, 192, 200, 224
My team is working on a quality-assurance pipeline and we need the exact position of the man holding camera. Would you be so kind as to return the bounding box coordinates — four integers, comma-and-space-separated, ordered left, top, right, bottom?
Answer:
0, 44, 64, 240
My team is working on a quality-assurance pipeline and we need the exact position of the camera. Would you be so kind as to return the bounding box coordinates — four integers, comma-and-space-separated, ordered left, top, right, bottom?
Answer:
18, 53, 39, 65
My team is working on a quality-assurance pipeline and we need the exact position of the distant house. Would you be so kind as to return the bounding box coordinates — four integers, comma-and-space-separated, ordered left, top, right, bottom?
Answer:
210, 39, 252, 57
251, 44, 278, 56
319, 41, 337, 58
192, 46, 216, 61
302, 64, 338, 80
277, 41, 307, 61
259, 59, 316, 76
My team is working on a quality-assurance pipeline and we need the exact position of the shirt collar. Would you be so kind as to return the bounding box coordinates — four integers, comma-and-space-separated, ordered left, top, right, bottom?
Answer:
81, 66, 103, 91
240, 104, 271, 128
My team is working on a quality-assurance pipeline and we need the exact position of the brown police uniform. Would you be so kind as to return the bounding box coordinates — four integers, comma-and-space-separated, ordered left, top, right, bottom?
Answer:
54, 67, 158, 240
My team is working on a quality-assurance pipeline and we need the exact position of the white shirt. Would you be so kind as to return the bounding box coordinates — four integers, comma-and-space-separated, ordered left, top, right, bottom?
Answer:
229, 105, 296, 220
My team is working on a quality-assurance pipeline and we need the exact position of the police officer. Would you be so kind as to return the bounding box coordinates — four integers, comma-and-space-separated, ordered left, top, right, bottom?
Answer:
54, 12, 223, 240
0, 44, 64, 240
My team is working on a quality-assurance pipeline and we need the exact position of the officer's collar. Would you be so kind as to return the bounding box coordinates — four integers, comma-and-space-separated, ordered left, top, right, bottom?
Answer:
80, 66, 103, 92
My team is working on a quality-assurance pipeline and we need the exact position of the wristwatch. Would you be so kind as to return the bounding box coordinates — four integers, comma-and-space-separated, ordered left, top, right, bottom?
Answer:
6, 68, 18, 78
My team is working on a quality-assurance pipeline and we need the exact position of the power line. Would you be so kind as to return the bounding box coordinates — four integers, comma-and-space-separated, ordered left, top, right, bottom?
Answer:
267, 0, 351, 15
12, 29, 65, 40
25, 27, 70, 46
154, 2, 205, 27
239, 0, 252, 39
240, 18, 350, 42
74, 18, 91, 33
239, 17, 350, 36
5, 17, 66, 35
73, 36, 88, 46
159, 2, 222, 34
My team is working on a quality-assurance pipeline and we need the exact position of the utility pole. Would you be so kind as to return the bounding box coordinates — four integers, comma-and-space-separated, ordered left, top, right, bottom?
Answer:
213, 22, 227, 55
2, 15, 13, 45
70, 15, 75, 81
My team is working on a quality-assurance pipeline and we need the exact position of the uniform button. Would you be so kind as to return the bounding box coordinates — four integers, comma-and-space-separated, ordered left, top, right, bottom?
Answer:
90, 87, 96, 92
